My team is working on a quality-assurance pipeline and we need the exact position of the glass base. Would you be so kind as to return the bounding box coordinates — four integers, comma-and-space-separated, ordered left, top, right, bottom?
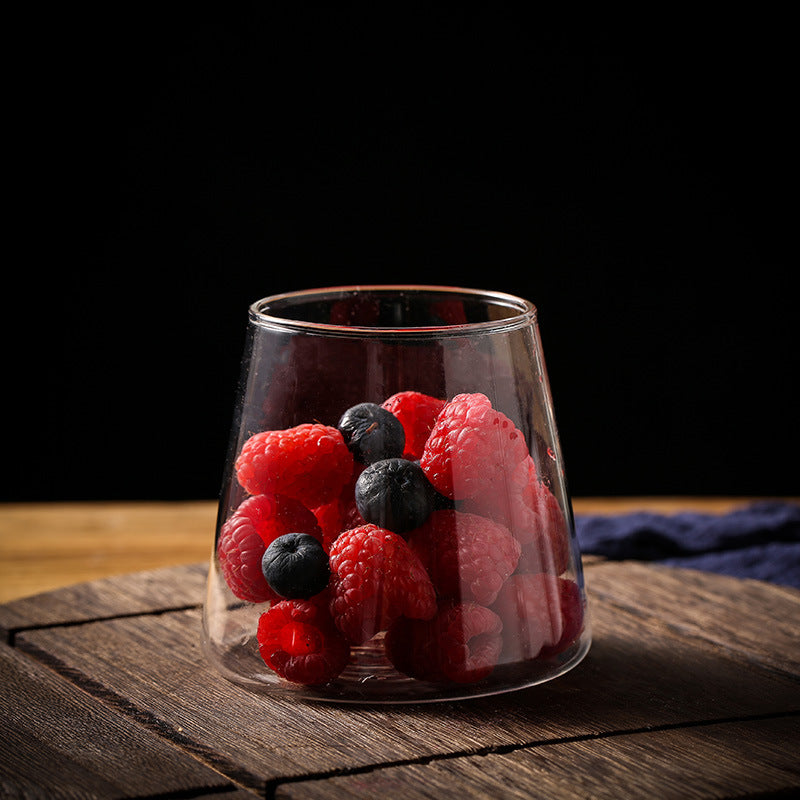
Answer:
202, 610, 591, 704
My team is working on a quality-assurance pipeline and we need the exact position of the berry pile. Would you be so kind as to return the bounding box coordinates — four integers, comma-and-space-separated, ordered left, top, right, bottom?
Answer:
218, 390, 584, 687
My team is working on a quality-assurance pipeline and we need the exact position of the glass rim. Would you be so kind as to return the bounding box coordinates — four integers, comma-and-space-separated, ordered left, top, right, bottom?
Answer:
248, 285, 537, 338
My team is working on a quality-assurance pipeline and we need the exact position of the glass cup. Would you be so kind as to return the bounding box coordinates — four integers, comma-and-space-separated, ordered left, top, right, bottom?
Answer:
202, 285, 590, 703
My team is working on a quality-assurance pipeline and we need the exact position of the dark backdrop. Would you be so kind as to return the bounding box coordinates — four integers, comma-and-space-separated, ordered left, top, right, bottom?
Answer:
7, 7, 796, 502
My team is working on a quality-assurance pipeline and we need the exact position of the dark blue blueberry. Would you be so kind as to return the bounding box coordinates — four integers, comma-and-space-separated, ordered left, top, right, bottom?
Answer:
261, 533, 330, 599
337, 402, 405, 464
355, 458, 435, 535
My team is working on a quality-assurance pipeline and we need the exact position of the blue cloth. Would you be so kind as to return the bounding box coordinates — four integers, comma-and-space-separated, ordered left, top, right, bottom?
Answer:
574, 501, 800, 589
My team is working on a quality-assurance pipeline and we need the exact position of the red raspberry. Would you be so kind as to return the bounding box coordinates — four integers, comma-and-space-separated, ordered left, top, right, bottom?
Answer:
420, 393, 529, 500
408, 510, 520, 606
235, 424, 353, 507
516, 482, 571, 575
430, 298, 468, 326
539, 577, 585, 658
314, 497, 366, 554
386, 601, 503, 684
312, 464, 366, 552
490, 572, 565, 662
328, 524, 437, 644
464, 465, 571, 575
216, 494, 323, 603
311, 498, 344, 550
462, 453, 538, 528
384, 614, 444, 683
382, 391, 446, 461
337, 495, 367, 538
216, 515, 271, 603
436, 601, 503, 682
257, 596, 350, 685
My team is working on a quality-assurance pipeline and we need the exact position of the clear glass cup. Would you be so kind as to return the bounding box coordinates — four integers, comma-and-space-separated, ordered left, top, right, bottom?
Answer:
202, 285, 590, 703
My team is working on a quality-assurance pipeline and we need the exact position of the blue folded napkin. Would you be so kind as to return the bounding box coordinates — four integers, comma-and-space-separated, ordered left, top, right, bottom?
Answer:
575, 501, 800, 589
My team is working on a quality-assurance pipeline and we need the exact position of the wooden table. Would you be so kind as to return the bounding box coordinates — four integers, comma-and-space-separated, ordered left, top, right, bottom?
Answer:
1, 499, 798, 797
0, 498, 774, 605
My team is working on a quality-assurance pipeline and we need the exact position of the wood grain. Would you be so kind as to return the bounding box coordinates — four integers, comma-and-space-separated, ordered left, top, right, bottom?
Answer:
276, 716, 800, 800
0, 562, 208, 643
0, 501, 217, 603
0, 641, 236, 798
8, 563, 799, 797
2, 499, 798, 797
586, 560, 800, 677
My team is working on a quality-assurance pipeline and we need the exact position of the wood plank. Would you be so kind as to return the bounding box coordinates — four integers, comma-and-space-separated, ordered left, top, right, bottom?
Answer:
13, 565, 800, 795
274, 716, 800, 799
586, 560, 800, 676
0, 562, 208, 643
0, 501, 217, 603
572, 496, 798, 515
0, 641, 242, 799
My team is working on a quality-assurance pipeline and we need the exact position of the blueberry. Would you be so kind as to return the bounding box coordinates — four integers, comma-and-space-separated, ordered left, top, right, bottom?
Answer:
261, 533, 330, 599
338, 402, 405, 464
355, 458, 435, 534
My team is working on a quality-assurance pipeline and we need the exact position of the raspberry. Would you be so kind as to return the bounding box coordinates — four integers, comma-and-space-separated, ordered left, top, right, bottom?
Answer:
490, 572, 565, 662
516, 482, 571, 575
386, 601, 503, 684
216, 494, 323, 603
257, 596, 350, 685
216, 514, 272, 603
235, 424, 353, 507
430, 299, 468, 326
408, 510, 521, 606
436, 602, 503, 683
384, 614, 441, 682
382, 391, 446, 461
420, 393, 529, 500
539, 577, 585, 658
328, 524, 437, 644
462, 453, 538, 527
312, 464, 366, 552
311, 498, 345, 550
464, 460, 571, 575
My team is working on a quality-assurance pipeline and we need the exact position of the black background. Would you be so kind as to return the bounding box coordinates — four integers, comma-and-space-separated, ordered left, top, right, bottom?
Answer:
7, 6, 796, 502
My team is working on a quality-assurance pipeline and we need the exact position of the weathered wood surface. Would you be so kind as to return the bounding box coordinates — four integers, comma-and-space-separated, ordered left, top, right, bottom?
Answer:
2, 560, 798, 799
279, 717, 800, 800
586, 559, 800, 677
0, 563, 208, 639
0, 643, 237, 798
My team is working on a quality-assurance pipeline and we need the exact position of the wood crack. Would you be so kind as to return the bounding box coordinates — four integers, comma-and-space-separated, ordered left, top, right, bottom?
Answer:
264, 710, 800, 799
5, 562, 798, 798
13, 636, 267, 795
5, 603, 202, 646
16, 625, 799, 799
